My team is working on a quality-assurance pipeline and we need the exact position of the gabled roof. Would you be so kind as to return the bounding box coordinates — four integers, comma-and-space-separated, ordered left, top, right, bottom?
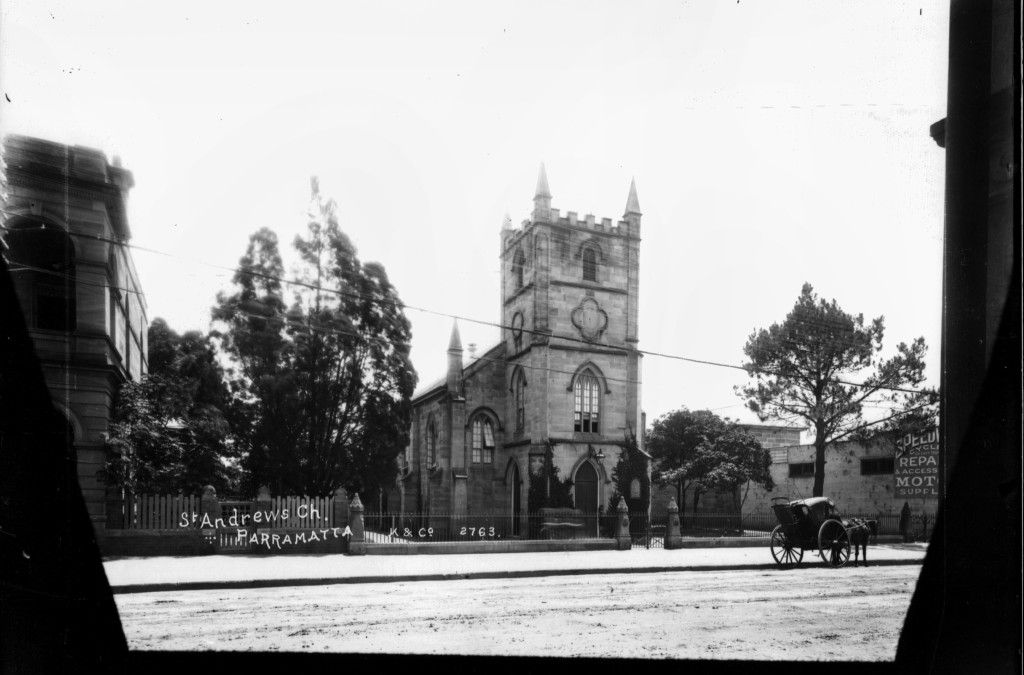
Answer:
411, 375, 447, 401
411, 341, 503, 403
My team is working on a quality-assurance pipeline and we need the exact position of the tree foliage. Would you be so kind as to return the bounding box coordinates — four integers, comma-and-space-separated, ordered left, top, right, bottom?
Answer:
212, 178, 416, 497
527, 442, 573, 512
647, 408, 772, 514
739, 283, 934, 496
608, 431, 650, 513
104, 318, 235, 494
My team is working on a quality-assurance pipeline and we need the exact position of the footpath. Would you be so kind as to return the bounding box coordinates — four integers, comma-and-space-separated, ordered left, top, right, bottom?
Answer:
104, 543, 928, 594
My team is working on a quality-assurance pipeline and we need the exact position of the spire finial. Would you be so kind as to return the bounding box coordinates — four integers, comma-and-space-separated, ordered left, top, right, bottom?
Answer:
448, 320, 462, 352
535, 163, 551, 199
624, 177, 641, 216
502, 212, 513, 230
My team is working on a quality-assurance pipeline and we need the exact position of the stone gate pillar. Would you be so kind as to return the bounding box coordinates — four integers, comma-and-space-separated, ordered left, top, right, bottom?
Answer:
664, 498, 683, 549
347, 493, 366, 555
614, 497, 631, 550
200, 485, 218, 552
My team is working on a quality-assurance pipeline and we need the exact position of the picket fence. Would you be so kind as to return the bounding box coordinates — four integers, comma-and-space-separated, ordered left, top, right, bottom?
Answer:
120, 493, 335, 530
124, 494, 199, 530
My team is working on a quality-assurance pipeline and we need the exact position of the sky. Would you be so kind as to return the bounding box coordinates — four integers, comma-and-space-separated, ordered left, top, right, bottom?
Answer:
1, 1, 949, 436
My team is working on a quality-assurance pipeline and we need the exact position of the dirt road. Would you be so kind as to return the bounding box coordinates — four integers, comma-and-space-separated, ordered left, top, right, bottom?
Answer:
115, 564, 921, 660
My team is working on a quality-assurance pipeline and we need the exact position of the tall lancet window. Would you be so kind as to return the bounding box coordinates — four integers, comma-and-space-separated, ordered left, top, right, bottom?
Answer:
573, 370, 600, 433
512, 248, 525, 291
471, 416, 495, 464
514, 370, 527, 433
426, 418, 437, 466
582, 247, 597, 282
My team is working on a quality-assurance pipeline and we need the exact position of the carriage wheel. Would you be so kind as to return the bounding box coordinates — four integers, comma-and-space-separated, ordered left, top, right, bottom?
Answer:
818, 520, 851, 567
770, 525, 804, 568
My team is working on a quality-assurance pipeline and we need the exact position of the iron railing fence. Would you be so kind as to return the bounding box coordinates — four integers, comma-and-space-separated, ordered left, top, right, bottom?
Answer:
360, 510, 937, 546
361, 512, 611, 543
627, 511, 935, 548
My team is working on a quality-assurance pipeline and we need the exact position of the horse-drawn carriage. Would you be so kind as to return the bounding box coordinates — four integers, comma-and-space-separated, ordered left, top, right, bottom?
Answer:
769, 496, 875, 568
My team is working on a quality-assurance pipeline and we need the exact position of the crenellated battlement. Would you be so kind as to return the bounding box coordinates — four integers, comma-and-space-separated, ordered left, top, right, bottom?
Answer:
502, 208, 634, 252
548, 209, 628, 234
502, 165, 641, 253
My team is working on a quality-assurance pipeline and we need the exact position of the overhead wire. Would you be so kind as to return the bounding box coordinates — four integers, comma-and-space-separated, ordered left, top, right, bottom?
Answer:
0, 222, 938, 399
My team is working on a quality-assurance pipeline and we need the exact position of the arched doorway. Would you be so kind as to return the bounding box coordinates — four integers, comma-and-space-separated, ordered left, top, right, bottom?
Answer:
507, 461, 522, 536
574, 461, 599, 536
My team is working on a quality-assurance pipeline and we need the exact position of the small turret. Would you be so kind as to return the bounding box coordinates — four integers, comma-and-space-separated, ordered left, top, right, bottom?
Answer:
623, 178, 641, 235
532, 163, 552, 222
447, 321, 463, 395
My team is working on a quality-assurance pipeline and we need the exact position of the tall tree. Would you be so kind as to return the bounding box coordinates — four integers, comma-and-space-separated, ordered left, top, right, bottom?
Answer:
212, 178, 416, 497
647, 408, 771, 515
697, 428, 773, 512
104, 318, 235, 494
739, 283, 934, 497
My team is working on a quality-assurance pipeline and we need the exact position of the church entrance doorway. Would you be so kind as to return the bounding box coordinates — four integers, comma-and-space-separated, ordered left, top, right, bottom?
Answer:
574, 461, 599, 536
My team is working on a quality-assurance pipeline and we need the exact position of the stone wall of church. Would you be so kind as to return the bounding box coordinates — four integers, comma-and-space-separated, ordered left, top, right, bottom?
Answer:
542, 348, 631, 440
461, 353, 506, 513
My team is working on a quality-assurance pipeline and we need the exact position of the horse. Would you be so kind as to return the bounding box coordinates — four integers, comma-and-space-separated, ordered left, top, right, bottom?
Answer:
847, 518, 879, 566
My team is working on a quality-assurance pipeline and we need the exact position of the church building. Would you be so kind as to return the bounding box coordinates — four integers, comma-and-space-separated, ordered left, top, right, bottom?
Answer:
392, 167, 644, 530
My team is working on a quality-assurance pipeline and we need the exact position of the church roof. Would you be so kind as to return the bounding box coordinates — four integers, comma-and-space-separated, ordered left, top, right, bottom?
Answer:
411, 340, 504, 403
411, 375, 447, 401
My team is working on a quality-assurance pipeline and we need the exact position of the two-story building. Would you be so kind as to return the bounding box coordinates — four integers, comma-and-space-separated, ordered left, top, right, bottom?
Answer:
1, 135, 148, 527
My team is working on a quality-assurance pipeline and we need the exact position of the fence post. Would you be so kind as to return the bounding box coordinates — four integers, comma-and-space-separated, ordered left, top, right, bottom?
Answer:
664, 498, 683, 549
332, 487, 349, 553
614, 497, 631, 550
333, 487, 349, 529
347, 493, 366, 555
200, 485, 218, 552
255, 485, 272, 517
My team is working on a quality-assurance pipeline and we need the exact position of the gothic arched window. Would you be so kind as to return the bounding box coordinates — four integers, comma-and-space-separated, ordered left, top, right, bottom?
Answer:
514, 370, 527, 433
573, 370, 600, 433
3, 219, 77, 331
512, 248, 525, 291
582, 246, 597, 282
471, 416, 495, 464
426, 418, 437, 466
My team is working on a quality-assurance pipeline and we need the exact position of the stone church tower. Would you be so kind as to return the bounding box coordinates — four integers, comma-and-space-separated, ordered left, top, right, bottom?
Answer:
500, 165, 643, 518
399, 166, 643, 532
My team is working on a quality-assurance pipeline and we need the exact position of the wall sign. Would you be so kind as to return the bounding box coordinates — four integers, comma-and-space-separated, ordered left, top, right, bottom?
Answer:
894, 429, 939, 498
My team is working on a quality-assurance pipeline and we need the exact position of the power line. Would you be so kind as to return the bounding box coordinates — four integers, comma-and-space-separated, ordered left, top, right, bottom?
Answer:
6, 256, 934, 434
0, 223, 938, 398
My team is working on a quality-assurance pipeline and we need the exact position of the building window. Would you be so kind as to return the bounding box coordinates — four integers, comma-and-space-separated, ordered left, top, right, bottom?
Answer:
35, 284, 75, 331
426, 419, 437, 466
512, 248, 525, 291
582, 247, 597, 282
471, 417, 495, 464
514, 370, 526, 433
573, 370, 600, 433
860, 457, 895, 475
3, 220, 77, 332
789, 462, 814, 478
